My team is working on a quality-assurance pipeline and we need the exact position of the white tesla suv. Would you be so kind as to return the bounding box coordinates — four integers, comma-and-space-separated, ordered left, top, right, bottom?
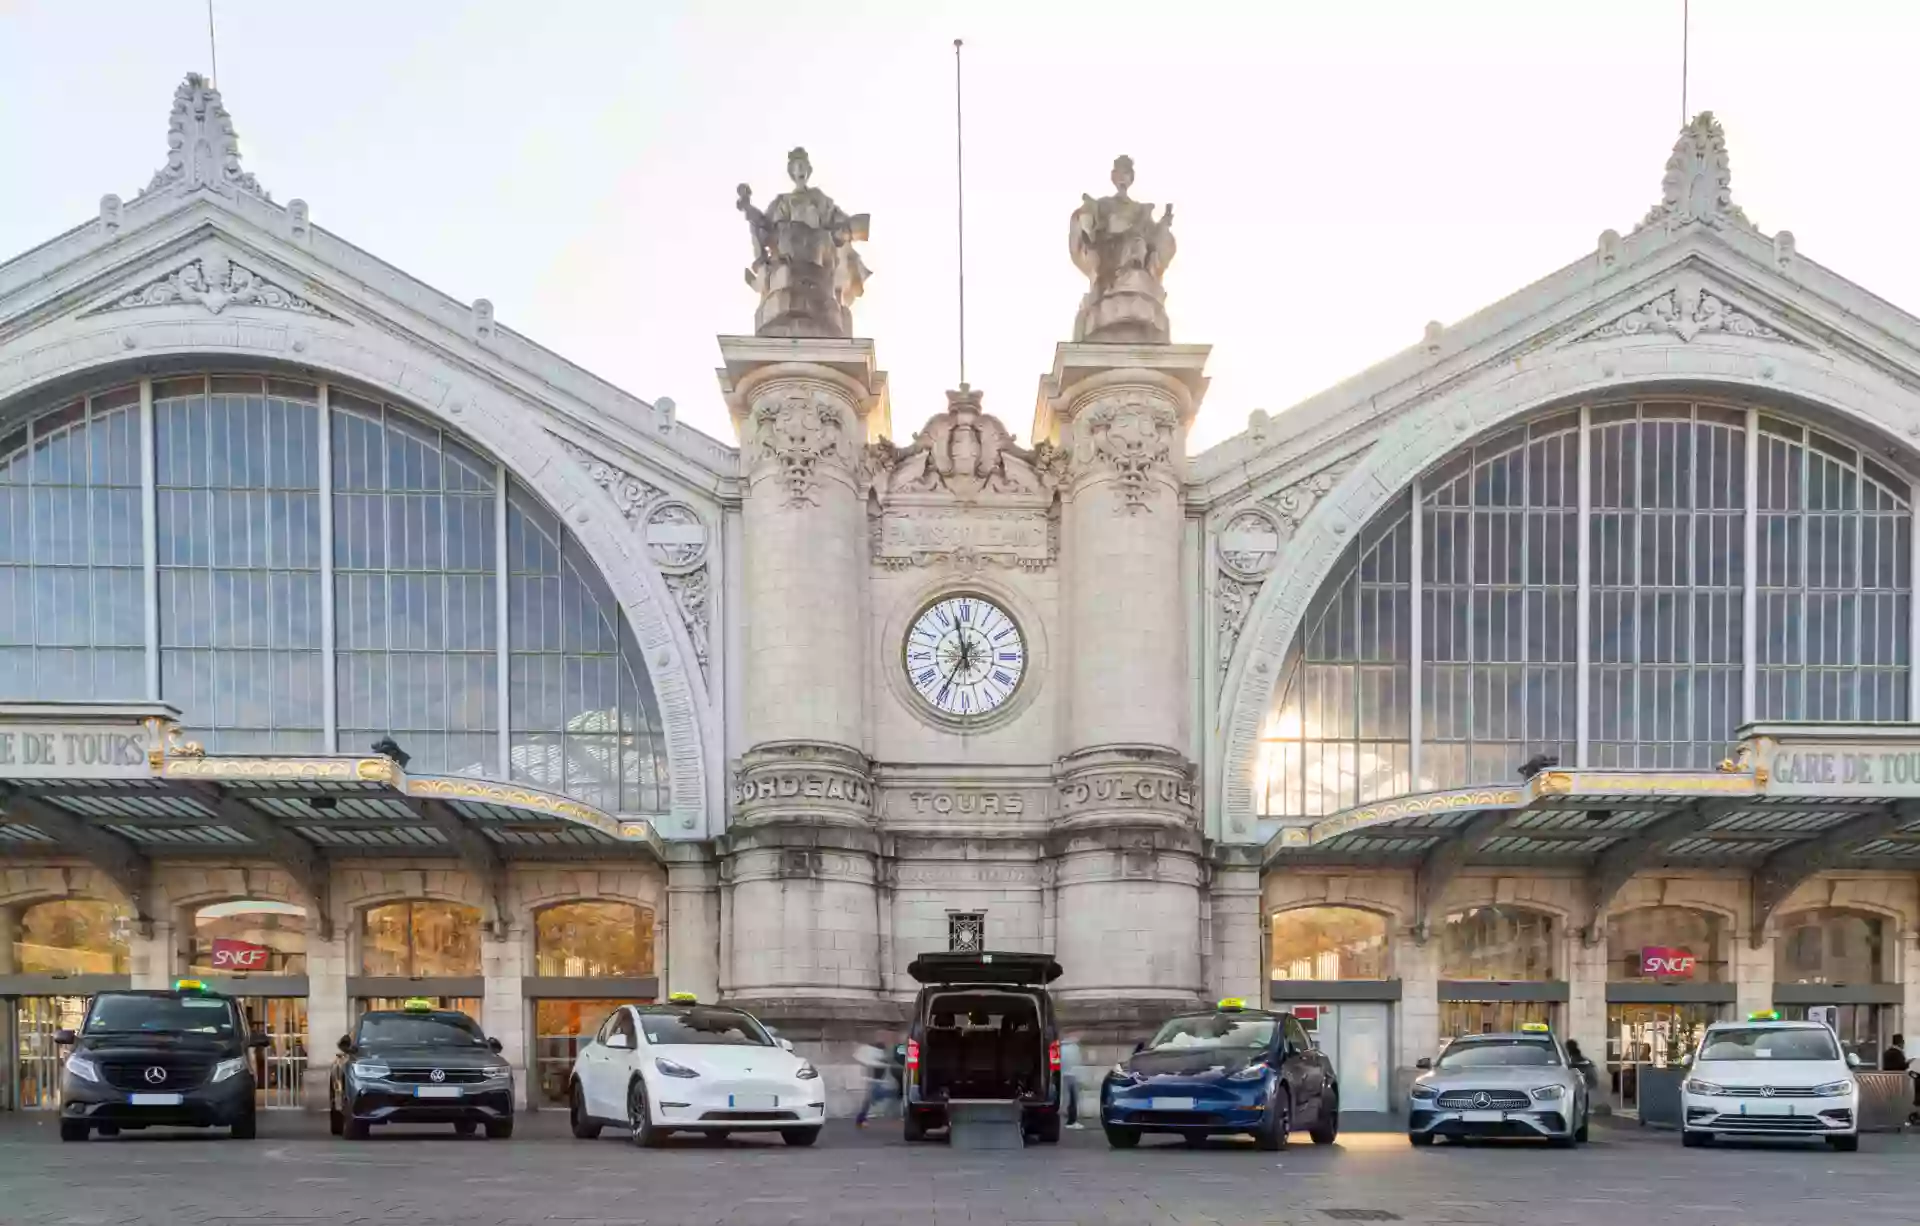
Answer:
1681, 1015, 1860, 1150
567, 995, 826, 1147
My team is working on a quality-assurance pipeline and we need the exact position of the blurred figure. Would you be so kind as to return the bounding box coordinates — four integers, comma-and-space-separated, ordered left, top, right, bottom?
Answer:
853, 1033, 899, 1127
1881, 1033, 1907, 1071
1563, 1039, 1599, 1093
1059, 1032, 1085, 1129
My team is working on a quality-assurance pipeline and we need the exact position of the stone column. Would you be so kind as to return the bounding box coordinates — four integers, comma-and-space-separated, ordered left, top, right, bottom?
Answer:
481, 924, 529, 1109
1035, 343, 1210, 1024
1394, 929, 1440, 1101
716, 337, 895, 1109
302, 921, 350, 1111
0, 907, 16, 975
1735, 930, 1774, 1021
1902, 933, 1920, 1041
1565, 932, 1610, 1092
128, 919, 177, 989
665, 850, 720, 1001
1208, 860, 1263, 1003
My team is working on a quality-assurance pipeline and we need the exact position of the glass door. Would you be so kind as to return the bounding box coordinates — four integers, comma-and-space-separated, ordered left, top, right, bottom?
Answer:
237, 997, 309, 1109
1606, 1002, 1718, 1114
14, 996, 86, 1110
534, 1000, 632, 1106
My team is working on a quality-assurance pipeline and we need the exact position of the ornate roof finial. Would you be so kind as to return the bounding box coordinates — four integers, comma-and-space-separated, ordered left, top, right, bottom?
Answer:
1636, 111, 1752, 235
140, 72, 269, 201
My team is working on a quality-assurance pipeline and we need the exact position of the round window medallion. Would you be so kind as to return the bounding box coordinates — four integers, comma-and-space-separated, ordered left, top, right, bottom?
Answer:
1219, 508, 1283, 580
644, 500, 708, 572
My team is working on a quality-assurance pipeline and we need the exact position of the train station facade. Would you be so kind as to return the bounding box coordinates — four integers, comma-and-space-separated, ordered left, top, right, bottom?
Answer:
6, 77, 1920, 1117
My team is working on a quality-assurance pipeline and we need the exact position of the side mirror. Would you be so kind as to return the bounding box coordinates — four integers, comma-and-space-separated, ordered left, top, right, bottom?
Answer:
337, 1035, 353, 1054
487, 1037, 503, 1054
53, 1029, 76, 1046
606, 1032, 631, 1050
1416, 1057, 1433, 1070
777, 1037, 794, 1052
1847, 1051, 1863, 1069
248, 1031, 271, 1050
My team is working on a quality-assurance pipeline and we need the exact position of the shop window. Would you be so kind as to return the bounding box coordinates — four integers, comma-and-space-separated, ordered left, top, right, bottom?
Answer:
188, 899, 308, 976
532, 901, 654, 977
13, 899, 129, 974
1605, 906, 1727, 983
359, 900, 482, 976
1436, 905, 1555, 980
1775, 908, 1887, 984
1270, 906, 1390, 980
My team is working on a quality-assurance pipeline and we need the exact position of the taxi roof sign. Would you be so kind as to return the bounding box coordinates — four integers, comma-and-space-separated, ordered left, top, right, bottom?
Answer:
1519, 1022, 1551, 1033
1217, 997, 1248, 1011
402, 997, 435, 1012
1747, 1009, 1782, 1022
667, 991, 699, 1003
173, 978, 206, 993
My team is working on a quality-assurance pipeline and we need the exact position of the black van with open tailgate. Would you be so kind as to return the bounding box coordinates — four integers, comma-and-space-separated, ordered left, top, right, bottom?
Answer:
903, 950, 1064, 1143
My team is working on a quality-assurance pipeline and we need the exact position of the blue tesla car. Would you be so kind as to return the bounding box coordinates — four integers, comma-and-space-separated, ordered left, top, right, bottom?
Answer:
1101, 1000, 1340, 1150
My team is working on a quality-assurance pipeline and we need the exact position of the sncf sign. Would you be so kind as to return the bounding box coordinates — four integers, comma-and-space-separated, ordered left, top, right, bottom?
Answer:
210, 938, 271, 971
1640, 946, 1697, 978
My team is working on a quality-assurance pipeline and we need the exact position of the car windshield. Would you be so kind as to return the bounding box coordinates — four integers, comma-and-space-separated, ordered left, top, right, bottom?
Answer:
1435, 1039, 1562, 1070
640, 1008, 773, 1047
84, 994, 237, 1036
357, 1014, 488, 1047
1698, 1027, 1841, 1062
1146, 1014, 1277, 1051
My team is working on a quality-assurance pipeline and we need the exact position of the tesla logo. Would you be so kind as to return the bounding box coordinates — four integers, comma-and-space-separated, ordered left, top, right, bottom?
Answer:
1640, 946, 1698, 978
1472, 1092, 1492, 1109
144, 1067, 168, 1085
210, 939, 270, 970
430, 1069, 446, 1083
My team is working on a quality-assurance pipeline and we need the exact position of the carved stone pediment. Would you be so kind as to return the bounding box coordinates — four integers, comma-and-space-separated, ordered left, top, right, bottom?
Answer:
86, 252, 334, 319
866, 386, 1061, 503
1573, 273, 1800, 347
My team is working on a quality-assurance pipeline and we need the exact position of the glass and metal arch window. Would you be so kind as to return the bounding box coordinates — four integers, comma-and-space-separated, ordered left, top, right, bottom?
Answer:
532, 900, 656, 977
1436, 904, 1556, 981
1268, 906, 1390, 980
12, 898, 131, 975
359, 899, 482, 977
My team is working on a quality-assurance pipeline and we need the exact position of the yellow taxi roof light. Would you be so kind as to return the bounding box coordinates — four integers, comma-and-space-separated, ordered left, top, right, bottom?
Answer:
1747, 1010, 1782, 1022
173, 979, 206, 992
1520, 1022, 1551, 1033
1217, 997, 1247, 1011
667, 991, 698, 1003
402, 997, 435, 1012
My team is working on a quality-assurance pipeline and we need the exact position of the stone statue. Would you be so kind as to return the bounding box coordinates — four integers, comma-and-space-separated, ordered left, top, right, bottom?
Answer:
1068, 155, 1177, 344
738, 147, 872, 338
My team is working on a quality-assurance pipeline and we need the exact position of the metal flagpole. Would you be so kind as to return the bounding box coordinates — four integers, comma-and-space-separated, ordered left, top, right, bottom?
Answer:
954, 38, 967, 389
1681, 0, 1690, 124
208, 0, 219, 88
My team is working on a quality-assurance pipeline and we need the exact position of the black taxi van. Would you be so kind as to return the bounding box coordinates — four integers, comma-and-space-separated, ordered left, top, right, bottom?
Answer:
330, 998, 516, 1139
55, 979, 267, 1141
903, 951, 1064, 1143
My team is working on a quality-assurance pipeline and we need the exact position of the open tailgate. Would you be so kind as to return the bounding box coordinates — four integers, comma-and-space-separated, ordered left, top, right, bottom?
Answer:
907, 950, 1062, 986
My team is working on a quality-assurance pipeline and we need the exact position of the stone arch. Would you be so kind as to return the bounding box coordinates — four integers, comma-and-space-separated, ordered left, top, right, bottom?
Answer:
513, 866, 666, 915
155, 867, 305, 916
1218, 339, 1920, 836
0, 319, 715, 833
0, 866, 125, 911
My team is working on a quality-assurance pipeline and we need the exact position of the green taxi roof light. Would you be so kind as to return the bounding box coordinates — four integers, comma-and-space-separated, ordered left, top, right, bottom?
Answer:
402, 997, 435, 1012
667, 991, 698, 1003
1520, 1022, 1551, 1033
1217, 997, 1247, 1011
173, 978, 206, 993
1747, 1010, 1782, 1022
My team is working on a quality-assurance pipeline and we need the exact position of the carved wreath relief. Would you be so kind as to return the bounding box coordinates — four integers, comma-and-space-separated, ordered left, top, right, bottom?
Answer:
755, 393, 846, 506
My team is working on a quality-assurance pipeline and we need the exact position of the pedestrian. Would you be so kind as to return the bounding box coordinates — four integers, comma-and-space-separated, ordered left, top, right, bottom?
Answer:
1881, 1033, 1908, 1072
1059, 1032, 1085, 1129
1563, 1039, 1599, 1092
854, 1034, 898, 1127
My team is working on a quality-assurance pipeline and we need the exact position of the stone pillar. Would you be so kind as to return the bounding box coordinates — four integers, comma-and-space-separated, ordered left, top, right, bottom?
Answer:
0, 907, 16, 975
1902, 933, 1920, 1041
128, 920, 176, 989
1394, 929, 1439, 1100
665, 851, 720, 1002
1035, 343, 1210, 1022
481, 925, 529, 1109
1735, 929, 1774, 1021
1208, 861, 1262, 1003
302, 923, 350, 1111
1565, 931, 1610, 1090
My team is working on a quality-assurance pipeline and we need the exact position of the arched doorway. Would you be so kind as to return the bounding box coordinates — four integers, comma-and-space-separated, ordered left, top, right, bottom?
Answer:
1266, 905, 1393, 1112
188, 899, 309, 1109
6, 899, 129, 1109
1435, 905, 1562, 1040
1604, 906, 1730, 1112
352, 901, 483, 1024
1773, 908, 1897, 1066
529, 901, 657, 1105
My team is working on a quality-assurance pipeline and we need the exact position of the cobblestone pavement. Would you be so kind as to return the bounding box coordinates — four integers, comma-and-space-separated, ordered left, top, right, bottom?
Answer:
3, 1113, 1918, 1226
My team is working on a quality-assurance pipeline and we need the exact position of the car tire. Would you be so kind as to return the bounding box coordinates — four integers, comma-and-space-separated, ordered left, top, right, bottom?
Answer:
230, 1108, 257, 1140
1309, 1093, 1340, 1145
328, 1100, 343, 1137
58, 1120, 88, 1143
1254, 1087, 1291, 1152
1408, 1132, 1435, 1147
345, 1117, 370, 1141
569, 1083, 602, 1140
1573, 1112, 1590, 1144
484, 1118, 514, 1140
903, 1111, 928, 1143
1034, 1112, 1061, 1144
1104, 1126, 1141, 1149
1549, 1134, 1575, 1149
627, 1078, 664, 1148
1826, 1134, 1860, 1152
1681, 1129, 1709, 1148
454, 1121, 478, 1136
1182, 1132, 1208, 1147
706, 1129, 731, 1143
781, 1127, 820, 1147
95, 1125, 120, 1137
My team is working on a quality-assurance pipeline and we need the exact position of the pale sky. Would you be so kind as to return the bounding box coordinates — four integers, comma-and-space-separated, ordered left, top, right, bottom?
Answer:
4, 1, 1919, 454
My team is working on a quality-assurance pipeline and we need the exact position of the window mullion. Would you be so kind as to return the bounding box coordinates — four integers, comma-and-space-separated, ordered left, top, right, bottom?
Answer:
1741, 410, 1758, 726
496, 463, 511, 779
318, 382, 337, 749
1409, 476, 1423, 790
1576, 406, 1591, 767
139, 377, 159, 701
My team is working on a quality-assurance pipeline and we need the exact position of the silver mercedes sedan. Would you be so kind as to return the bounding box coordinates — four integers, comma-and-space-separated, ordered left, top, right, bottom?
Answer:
1408, 1028, 1590, 1148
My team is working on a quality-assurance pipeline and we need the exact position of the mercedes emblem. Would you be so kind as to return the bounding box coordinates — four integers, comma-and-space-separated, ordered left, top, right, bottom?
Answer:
1472, 1091, 1492, 1109
143, 1066, 168, 1085
430, 1068, 446, 1083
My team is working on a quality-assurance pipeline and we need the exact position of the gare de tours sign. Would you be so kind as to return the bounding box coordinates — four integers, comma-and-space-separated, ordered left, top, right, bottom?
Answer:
0, 702, 177, 781
1749, 723, 1920, 798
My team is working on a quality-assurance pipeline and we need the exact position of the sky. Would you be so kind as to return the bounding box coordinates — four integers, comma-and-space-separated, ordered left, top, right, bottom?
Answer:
4, 1, 1920, 454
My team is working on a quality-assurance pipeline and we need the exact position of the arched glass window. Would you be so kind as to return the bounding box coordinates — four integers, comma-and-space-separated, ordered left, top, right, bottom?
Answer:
188, 899, 307, 976
1255, 492, 1412, 817
1775, 908, 1887, 984
12, 899, 129, 974
359, 900, 481, 976
1605, 906, 1727, 983
1269, 906, 1389, 980
0, 387, 145, 700
533, 901, 655, 977
1436, 905, 1555, 980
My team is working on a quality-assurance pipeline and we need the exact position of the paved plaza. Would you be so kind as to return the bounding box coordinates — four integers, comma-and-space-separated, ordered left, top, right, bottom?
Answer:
2, 1114, 1917, 1226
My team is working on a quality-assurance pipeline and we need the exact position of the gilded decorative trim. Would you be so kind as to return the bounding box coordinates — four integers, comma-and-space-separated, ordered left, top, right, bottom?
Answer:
1305, 788, 1524, 845
405, 776, 626, 839
161, 756, 385, 782
1551, 772, 1758, 796
1534, 772, 1574, 797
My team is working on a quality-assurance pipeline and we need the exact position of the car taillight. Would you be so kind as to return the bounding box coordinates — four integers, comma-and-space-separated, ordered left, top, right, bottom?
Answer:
906, 1040, 920, 1071
1049, 1040, 1061, 1072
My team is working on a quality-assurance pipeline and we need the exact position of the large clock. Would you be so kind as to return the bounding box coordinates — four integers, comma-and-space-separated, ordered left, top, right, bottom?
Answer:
903, 594, 1027, 719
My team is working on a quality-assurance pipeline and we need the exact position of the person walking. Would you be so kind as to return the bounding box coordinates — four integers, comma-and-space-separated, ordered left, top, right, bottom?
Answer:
1881, 1033, 1908, 1071
853, 1035, 899, 1127
1059, 1033, 1086, 1129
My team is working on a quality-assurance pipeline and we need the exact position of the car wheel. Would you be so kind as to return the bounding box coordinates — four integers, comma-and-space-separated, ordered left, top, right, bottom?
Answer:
903, 1111, 928, 1143
454, 1121, 478, 1136
1255, 1087, 1291, 1152
569, 1082, 602, 1140
627, 1078, 664, 1148
1573, 1112, 1590, 1144
328, 1100, 343, 1137
1182, 1132, 1208, 1147
1104, 1126, 1141, 1149
1549, 1133, 1575, 1149
95, 1125, 120, 1138
1034, 1112, 1061, 1144
58, 1120, 88, 1143
1408, 1132, 1435, 1147
1309, 1093, 1340, 1145
1826, 1134, 1860, 1152
230, 1108, 257, 1140
705, 1129, 731, 1143
484, 1118, 514, 1139
1681, 1129, 1709, 1148
781, 1127, 821, 1147
345, 1117, 370, 1141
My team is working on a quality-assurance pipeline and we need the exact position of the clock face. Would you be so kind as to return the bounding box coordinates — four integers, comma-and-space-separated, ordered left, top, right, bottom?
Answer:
904, 595, 1026, 719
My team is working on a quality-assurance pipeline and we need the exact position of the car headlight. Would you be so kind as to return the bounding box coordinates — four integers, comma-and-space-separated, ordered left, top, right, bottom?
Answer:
1409, 1083, 1438, 1101
210, 1056, 249, 1084
1685, 1079, 1727, 1096
64, 1054, 101, 1084
1227, 1062, 1272, 1082
351, 1059, 391, 1080
1812, 1079, 1855, 1097
655, 1057, 700, 1079
795, 1062, 820, 1080
483, 1064, 513, 1081
1529, 1084, 1566, 1101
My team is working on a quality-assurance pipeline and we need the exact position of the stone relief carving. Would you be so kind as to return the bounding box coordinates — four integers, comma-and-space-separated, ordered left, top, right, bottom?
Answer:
754, 393, 847, 506
141, 73, 268, 200
92, 254, 327, 318
1069, 155, 1177, 343
1576, 279, 1786, 345
554, 436, 664, 526
868, 386, 1052, 499
1215, 576, 1259, 693
1636, 111, 1755, 234
1075, 395, 1178, 513
737, 147, 871, 338
663, 568, 711, 681
644, 500, 709, 571
1056, 770, 1196, 822
1263, 452, 1363, 531
1218, 507, 1283, 581
871, 507, 1055, 572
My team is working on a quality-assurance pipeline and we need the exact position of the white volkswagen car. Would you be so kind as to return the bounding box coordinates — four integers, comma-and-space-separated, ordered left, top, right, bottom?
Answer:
567, 994, 826, 1147
1681, 1015, 1860, 1150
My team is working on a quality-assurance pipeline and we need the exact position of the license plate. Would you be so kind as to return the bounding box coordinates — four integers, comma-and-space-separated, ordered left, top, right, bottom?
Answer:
414, 1085, 463, 1099
1150, 1097, 1196, 1112
1462, 1110, 1503, 1123
728, 1094, 777, 1110
129, 1093, 183, 1106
